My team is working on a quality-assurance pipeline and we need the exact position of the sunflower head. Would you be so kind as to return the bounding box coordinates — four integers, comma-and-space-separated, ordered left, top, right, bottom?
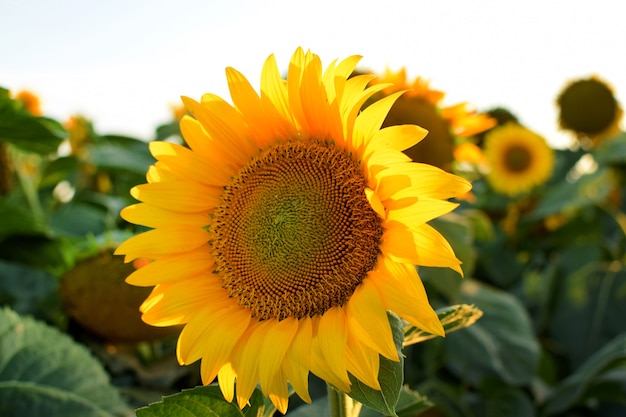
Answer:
367, 68, 495, 171
557, 76, 622, 145
115, 48, 471, 413
484, 123, 554, 196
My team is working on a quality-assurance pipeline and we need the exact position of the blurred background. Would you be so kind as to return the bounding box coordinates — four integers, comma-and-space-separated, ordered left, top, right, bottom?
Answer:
3, 0, 626, 148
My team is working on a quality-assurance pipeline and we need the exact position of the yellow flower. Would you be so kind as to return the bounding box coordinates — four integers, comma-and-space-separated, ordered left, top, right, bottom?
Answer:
14, 89, 43, 116
115, 48, 470, 413
369, 68, 495, 171
484, 124, 554, 196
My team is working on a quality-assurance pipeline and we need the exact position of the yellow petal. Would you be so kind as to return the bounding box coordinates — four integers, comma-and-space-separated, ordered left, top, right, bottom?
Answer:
346, 279, 398, 361
386, 198, 458, 227
365, 124, 428, 157
182, 96, 254, 166
124, 248, 214, 287
131, 181, 220, 213
376, 163, 471, 201
226, 66, 293, 147
370, 258, 444, 336
345, 330, 381, 390
198, 307, 251, 385
412, 223, 463, 275
217, 362, 237, 402
175, 300, 240, 365
114, 227, 210, 262
364, 187, 385, 219
149, 141, 225, 187
310, 311, 351, 392
140, 278, 225, 326
260, 54, 294, 130
258, 317, 298, 397
120, 203, 208, 229
353, 90, 405, 152
281, 317, 313, 403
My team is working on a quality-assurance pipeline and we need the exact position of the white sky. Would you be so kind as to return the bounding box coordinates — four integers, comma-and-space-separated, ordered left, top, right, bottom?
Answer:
2, 0, 626, 148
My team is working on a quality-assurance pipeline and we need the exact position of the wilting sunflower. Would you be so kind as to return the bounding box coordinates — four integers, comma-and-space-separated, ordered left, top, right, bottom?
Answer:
484, 123, 554, 196
115, 48, 470, 413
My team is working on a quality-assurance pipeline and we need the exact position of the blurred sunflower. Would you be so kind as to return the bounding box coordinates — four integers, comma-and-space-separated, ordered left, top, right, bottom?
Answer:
484, 124, 554, 196
557, 76, 623, 147
13, 89, 43, 116
115, 48, 470, 413
369, 68, 495, 171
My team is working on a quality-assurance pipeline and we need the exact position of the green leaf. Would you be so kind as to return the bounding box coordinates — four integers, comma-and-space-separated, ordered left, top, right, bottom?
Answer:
346, 312, 404, 416
136, 385, 266, 417
359, 386, 434, 417
444, 280, 540, 386
530, 167, 614, 219
0, 307, 129, 417
548, 261, 626, 369
0, 234, 73, 276
0, 199, 47, 241
0, 90, 65, 155
87, 135, 154, 176
592, 131, 626, 165
404, 304, 483, 346
540, 333, 626, 416
0, 260, 59, 319
39, 156, 79, 188
477, 380, 536, 417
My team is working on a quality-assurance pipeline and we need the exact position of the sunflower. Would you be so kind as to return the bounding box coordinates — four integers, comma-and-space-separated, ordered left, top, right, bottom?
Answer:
115, 48, 470, 413
13, 89, 43, 116
484, 123, 554, 196
557, 76, 620, 142
369, 68, 495, 171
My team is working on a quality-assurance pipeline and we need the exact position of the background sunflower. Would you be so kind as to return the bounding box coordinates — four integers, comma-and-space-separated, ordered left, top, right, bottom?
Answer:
484, 123, 554, 196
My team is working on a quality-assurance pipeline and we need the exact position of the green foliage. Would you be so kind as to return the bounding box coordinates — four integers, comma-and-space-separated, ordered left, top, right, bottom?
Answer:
0, 88, 66, 155
136, 385, 266, 417
0, 308, 130, 417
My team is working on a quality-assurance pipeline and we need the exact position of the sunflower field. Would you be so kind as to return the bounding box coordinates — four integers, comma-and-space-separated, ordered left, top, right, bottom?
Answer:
1, 51, 626, 417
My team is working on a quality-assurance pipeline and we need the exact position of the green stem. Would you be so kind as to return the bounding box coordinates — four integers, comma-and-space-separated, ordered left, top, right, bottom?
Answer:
327, 385, 362, 417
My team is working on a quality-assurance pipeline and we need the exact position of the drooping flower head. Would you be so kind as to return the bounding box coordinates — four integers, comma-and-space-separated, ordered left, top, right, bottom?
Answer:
484, 123, 554, 196
368, 68, 496, 171
115, 48, 471, 413
557, 76, 623, 147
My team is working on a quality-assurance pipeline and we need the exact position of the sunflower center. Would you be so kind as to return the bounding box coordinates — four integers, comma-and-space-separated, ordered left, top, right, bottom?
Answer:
504, 145, 532, 172
211, 140, 383, 320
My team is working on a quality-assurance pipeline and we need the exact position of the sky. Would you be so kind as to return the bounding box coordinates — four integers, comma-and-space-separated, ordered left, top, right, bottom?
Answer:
2, 0, 626, 148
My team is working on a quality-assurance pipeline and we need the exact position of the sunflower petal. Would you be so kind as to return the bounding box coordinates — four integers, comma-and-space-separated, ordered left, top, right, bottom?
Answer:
115, 227, 210, 262
346, 279, 398, 361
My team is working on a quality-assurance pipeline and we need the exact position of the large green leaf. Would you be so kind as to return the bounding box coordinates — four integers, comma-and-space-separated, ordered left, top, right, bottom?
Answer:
529, 167, 614, 220
0, 199, 47, 241
0, 260, 59, 320
444, 280, 540, 386
0, 308, 129, 417
87, 135, 154, 176
346, 312, 405, 416
0, 88, 65, 155
476, 379, 536, 417
540, 333, 626, 416
136, 385, 266, 417
548, 261, 626, 368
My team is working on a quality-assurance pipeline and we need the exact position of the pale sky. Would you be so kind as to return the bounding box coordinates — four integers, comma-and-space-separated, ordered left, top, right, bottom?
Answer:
2, 0, 626, 148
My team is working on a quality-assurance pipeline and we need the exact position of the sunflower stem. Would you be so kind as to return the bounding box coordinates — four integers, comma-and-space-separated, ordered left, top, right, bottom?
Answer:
327, 385, 362, 417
